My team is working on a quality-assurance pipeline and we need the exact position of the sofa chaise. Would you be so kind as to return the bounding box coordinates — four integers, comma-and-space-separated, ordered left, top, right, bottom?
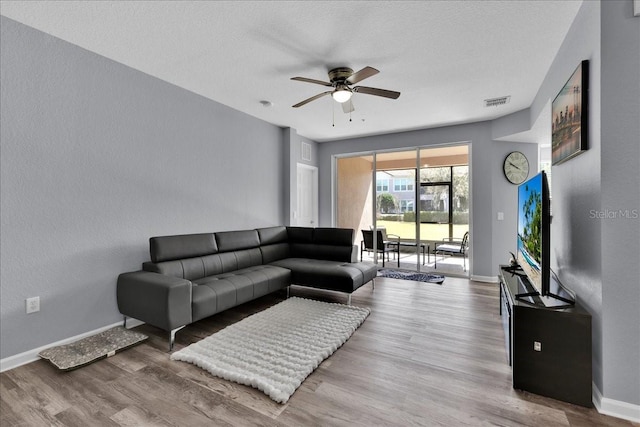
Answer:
117, 226, 377, 349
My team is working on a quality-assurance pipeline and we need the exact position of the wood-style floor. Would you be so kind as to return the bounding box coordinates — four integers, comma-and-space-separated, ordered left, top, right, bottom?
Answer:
1, 277, 635, 426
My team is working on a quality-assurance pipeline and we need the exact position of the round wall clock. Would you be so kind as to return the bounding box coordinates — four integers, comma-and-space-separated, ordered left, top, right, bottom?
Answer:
503, 151, 529, 185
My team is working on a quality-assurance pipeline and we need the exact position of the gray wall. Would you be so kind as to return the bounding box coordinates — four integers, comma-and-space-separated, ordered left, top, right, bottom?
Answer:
317, 121, 501, 279
491, 141, 539, 267
0, 17, 285, 359
539, 0, 606, 396
514, 0, 639, 408
600, 0, 640, 406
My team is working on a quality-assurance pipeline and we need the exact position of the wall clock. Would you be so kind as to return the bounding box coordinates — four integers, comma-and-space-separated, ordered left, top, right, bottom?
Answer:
503, 151, 529, 185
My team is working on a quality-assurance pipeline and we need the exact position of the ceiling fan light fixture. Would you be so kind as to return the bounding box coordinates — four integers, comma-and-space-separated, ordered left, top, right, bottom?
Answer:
332, 88, 352, 103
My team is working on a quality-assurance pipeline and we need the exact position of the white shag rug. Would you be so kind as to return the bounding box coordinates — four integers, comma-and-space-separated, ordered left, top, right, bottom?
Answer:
170, 297, 370, 403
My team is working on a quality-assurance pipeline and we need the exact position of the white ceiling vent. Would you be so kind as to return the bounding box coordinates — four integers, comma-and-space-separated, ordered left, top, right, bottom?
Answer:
484, 96, 511, 107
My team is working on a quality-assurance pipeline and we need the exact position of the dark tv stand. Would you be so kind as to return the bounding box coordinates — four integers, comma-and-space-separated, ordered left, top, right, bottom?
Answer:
499, 265, 592, 407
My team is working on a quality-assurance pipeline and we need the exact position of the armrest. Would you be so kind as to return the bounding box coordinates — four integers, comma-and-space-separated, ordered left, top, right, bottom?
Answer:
441, 237, 463, 243
117, 271, 192, 332
385, 234, 401, 246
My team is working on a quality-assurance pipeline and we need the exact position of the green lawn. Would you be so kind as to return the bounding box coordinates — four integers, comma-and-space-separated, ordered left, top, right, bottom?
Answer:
377, 220, 468, 242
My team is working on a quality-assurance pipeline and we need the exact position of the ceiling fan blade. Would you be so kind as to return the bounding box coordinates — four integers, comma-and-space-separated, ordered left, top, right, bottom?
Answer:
291, 76, 333, 87
346, 66, 379, 84
353, 86, 401, 99
342, 99, 355, 114
292, 91, 332, 108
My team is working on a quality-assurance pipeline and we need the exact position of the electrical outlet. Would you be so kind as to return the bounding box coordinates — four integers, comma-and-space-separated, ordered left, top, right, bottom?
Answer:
534, 341, 542, 352
26, 296, 40, 314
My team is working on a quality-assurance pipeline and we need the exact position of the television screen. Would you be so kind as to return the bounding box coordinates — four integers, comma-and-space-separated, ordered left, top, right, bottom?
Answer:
517, 171, 550, 296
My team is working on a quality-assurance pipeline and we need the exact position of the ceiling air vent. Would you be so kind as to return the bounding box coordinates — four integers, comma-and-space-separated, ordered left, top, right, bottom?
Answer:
484, 96, 511, 107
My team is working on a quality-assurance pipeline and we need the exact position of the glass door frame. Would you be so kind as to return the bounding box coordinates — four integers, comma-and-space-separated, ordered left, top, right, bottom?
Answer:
333, 143, 470, 275
372, 148, 423, 272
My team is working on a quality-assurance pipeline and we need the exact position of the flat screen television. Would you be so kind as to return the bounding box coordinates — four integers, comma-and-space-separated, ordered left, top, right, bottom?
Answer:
516, 171, 550, 297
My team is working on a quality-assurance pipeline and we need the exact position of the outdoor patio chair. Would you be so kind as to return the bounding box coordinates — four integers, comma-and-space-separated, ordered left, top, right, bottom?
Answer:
434, 231, 469, 271
361, 229, 400, 267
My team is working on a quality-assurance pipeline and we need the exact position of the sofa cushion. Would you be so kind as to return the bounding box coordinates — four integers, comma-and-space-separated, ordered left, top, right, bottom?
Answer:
260, 242, 290, 264
149, 233, 217, 263
257, 226, 288, 245
286, 227, 314, 243
289, 243, 352, 262
270, 258, 376, 293
313, 227, 354, 246
215, 230, 260, 252
191, 265, 290, 321
218, 248, 263, 272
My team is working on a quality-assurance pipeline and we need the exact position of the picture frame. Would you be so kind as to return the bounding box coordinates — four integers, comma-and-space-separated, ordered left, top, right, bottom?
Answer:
552, 60, 589, 165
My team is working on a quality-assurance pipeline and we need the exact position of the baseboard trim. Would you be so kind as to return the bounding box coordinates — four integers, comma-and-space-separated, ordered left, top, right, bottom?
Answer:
593, 382, 640, 423
471, 275, 499, 283
0, 318, 145, 373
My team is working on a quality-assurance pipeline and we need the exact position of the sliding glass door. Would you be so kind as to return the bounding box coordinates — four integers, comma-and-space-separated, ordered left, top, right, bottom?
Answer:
336, 145, 469, 275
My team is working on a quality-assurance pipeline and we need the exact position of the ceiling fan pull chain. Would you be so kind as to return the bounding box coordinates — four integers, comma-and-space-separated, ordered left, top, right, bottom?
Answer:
332, 100, 335, 127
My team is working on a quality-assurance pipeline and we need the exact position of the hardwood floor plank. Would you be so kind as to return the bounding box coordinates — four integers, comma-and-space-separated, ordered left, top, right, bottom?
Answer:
109, 406, 174, 427
55, 406, 120, 427
2, 277, 636, 427
175, 363, 289, 420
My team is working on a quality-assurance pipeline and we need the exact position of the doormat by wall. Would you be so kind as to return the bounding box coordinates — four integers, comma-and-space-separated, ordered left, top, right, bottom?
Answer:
378, 269, 445, 284
39, 326, 147, 371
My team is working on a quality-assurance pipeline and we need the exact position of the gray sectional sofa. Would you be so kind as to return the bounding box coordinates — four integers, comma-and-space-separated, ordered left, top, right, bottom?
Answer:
117, 226, 377, 349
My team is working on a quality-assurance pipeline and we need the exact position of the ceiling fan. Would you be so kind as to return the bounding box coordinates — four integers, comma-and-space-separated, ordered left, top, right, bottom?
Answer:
291, 66, 400, 113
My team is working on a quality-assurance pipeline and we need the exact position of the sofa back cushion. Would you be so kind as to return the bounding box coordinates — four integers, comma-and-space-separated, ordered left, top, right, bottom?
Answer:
257, 226, 290, 263
144, 230, 263, 280
149, 233, 217, 263
257, 226, 288, 245
143, 247, 262, 280
142, 226, 356, 279
313, 227, 353, 246
215, 230, 260, 252
214, 229, 263, 271
288, 227, 354, 262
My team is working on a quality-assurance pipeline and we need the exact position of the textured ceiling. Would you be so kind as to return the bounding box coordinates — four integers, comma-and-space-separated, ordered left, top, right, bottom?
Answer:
0, 1, 582, 142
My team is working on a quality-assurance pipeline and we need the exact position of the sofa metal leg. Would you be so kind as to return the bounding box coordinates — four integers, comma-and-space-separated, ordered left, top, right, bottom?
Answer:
287, 286, 290, 299
123, 316, 128, 329
169, 326, 185, 352
372, 278, 375, 290
347, 294, 352, 306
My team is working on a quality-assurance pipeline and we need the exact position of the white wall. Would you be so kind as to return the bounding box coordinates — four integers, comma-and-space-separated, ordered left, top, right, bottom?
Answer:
0, 17, 285, 359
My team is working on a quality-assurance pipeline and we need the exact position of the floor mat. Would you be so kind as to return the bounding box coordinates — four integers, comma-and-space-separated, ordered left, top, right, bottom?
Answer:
378, 269, 445, 284
39, 326, 147, 371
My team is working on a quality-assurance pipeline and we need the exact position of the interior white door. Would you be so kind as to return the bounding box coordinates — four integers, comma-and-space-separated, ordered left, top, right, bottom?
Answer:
296, 164, 318, 227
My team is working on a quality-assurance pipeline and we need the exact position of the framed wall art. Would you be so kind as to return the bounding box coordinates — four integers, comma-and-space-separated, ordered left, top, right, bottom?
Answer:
552, 60, 589, 165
